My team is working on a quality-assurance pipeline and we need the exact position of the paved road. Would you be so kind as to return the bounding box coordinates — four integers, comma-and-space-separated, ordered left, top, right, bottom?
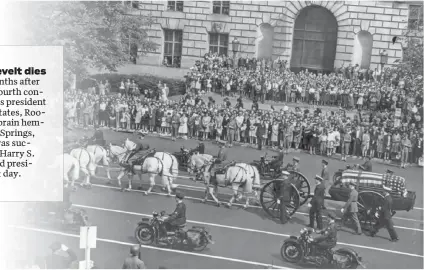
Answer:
9, 128, 424, 269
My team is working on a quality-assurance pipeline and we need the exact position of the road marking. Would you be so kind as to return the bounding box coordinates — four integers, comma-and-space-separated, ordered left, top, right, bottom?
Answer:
73, 203, 424, 259
88, 183, 424, 226
12, 225, 289, 269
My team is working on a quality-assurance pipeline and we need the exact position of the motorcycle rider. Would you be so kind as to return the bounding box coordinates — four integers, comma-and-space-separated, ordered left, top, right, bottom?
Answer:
269, 149, 285, 173
162, 192, 187, 238
46, 242, 77, 269
122, 245, 146, 269
309, 212, 338, 257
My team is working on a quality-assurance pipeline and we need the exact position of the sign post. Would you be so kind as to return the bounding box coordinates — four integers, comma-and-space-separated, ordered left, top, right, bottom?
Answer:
79, 226, 97, 269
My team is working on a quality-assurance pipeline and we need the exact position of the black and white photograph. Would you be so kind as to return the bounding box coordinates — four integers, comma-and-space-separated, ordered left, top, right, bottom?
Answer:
1, 0, 423, 269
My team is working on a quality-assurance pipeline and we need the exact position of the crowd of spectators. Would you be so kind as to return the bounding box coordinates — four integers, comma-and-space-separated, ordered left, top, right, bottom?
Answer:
64, 54, 423, 168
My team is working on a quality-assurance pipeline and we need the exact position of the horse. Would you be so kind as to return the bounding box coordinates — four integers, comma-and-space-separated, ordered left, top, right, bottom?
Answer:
187, 153, 214, 180
48, 154, 80, 188
85, 145, 111, 180
201, 161, 261, 208
69, 148, 97, 188
108, 143, 179, 195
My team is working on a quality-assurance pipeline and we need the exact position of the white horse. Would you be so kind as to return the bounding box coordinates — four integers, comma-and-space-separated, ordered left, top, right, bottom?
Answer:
48, 154, 80, 188
108, 143, 179, 195
201, 161, 261, 208
70, 148, 97, 187
85, 145, 111, 180
187, 153, 214, 178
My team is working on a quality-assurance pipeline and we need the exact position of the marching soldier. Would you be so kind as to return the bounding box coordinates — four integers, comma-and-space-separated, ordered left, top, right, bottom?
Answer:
308, 175, 326, 230
340, 182, 362, 235
277, 171, 292, 224
370, 186, 399, 242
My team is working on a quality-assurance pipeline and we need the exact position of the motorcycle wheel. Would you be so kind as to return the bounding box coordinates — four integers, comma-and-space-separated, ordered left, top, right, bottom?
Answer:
191, 235, 208, 252
280, 241, 303, 263
135, 224, 155, 245
336, 250, 359, 269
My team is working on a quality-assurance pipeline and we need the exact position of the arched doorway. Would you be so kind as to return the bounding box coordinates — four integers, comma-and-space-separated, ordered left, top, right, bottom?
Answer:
352, 31, 373, 69
256, 23, 274, 59
290, 5, 338, 72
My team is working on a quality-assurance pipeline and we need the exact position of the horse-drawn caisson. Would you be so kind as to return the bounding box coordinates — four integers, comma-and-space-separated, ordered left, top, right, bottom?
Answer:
251, 153, 311, 218
329, 169, 416, 231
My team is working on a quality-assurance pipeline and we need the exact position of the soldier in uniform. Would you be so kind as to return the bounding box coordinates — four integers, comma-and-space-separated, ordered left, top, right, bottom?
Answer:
277, 171, 292, 224
370, 186, 399, 242
269, 149, 285, 173
310, 212, 338, 255
340, 182, 362, 235
88, 129, 106, 147
162, 192, 187, 237
320, 159, 330, 208
308, 175, 326, 230
123, 136, 150, 174
285, 157, 300, 172
359, 155, 373, 172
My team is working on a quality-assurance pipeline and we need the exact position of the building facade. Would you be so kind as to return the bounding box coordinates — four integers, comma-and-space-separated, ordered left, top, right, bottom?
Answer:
130, 1, 422, 71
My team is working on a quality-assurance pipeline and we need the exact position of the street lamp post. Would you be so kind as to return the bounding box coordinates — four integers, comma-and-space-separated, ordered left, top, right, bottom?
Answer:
232, 38, 240, 67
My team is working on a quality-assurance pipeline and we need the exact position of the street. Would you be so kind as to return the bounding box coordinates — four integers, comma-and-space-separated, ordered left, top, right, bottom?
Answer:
9, 129, 424, 269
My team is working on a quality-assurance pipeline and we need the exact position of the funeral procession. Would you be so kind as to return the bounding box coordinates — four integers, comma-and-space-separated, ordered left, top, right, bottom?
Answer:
3, 1, 424, 269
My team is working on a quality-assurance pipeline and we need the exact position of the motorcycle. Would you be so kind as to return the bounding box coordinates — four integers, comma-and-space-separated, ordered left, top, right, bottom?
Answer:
281, 228, 363, 268
135, 210, 214, 251
25, 202, 89, 230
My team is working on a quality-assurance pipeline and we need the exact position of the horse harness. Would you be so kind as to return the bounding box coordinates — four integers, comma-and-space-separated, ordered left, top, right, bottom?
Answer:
77, 148, 93, 166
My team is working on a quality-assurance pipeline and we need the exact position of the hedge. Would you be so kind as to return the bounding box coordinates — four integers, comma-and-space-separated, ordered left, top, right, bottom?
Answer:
78, 73, 186, 96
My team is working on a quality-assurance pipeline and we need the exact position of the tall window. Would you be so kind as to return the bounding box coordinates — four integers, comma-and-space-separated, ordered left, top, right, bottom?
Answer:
408, 5, 423, 30
167, 1, 184, 12
209, 33, 228, 56
124, 1, 139, 9
163, 30, 182, 68
213, 1, 230, 15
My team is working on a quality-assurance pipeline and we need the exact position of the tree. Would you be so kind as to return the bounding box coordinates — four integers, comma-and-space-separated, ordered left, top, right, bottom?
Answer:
394, 4, 423, 78
20, 1, 157, 85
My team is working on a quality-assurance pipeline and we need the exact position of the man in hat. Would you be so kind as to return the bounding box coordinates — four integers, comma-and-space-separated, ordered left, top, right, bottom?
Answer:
277, 171, 292, 224
340, 182, 362, 235
308, 175, 326, 230
370, 186, 399, 242
309, 212, 338, 257
285, 157, 300, 172
359, 155, 373, 172
123, 135, 149, 174
269, 148, 285, 174
122, 245, 146, 269
163, 192, 187, 234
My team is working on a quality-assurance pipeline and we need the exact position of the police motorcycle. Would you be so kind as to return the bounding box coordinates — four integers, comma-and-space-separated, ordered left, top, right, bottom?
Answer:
281, 228, 363, 269
135, 210, 214, 251
24, 202, 89, 231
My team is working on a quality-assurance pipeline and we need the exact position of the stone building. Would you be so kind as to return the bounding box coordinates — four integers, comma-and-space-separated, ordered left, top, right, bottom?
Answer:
128, 1, 423, 72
